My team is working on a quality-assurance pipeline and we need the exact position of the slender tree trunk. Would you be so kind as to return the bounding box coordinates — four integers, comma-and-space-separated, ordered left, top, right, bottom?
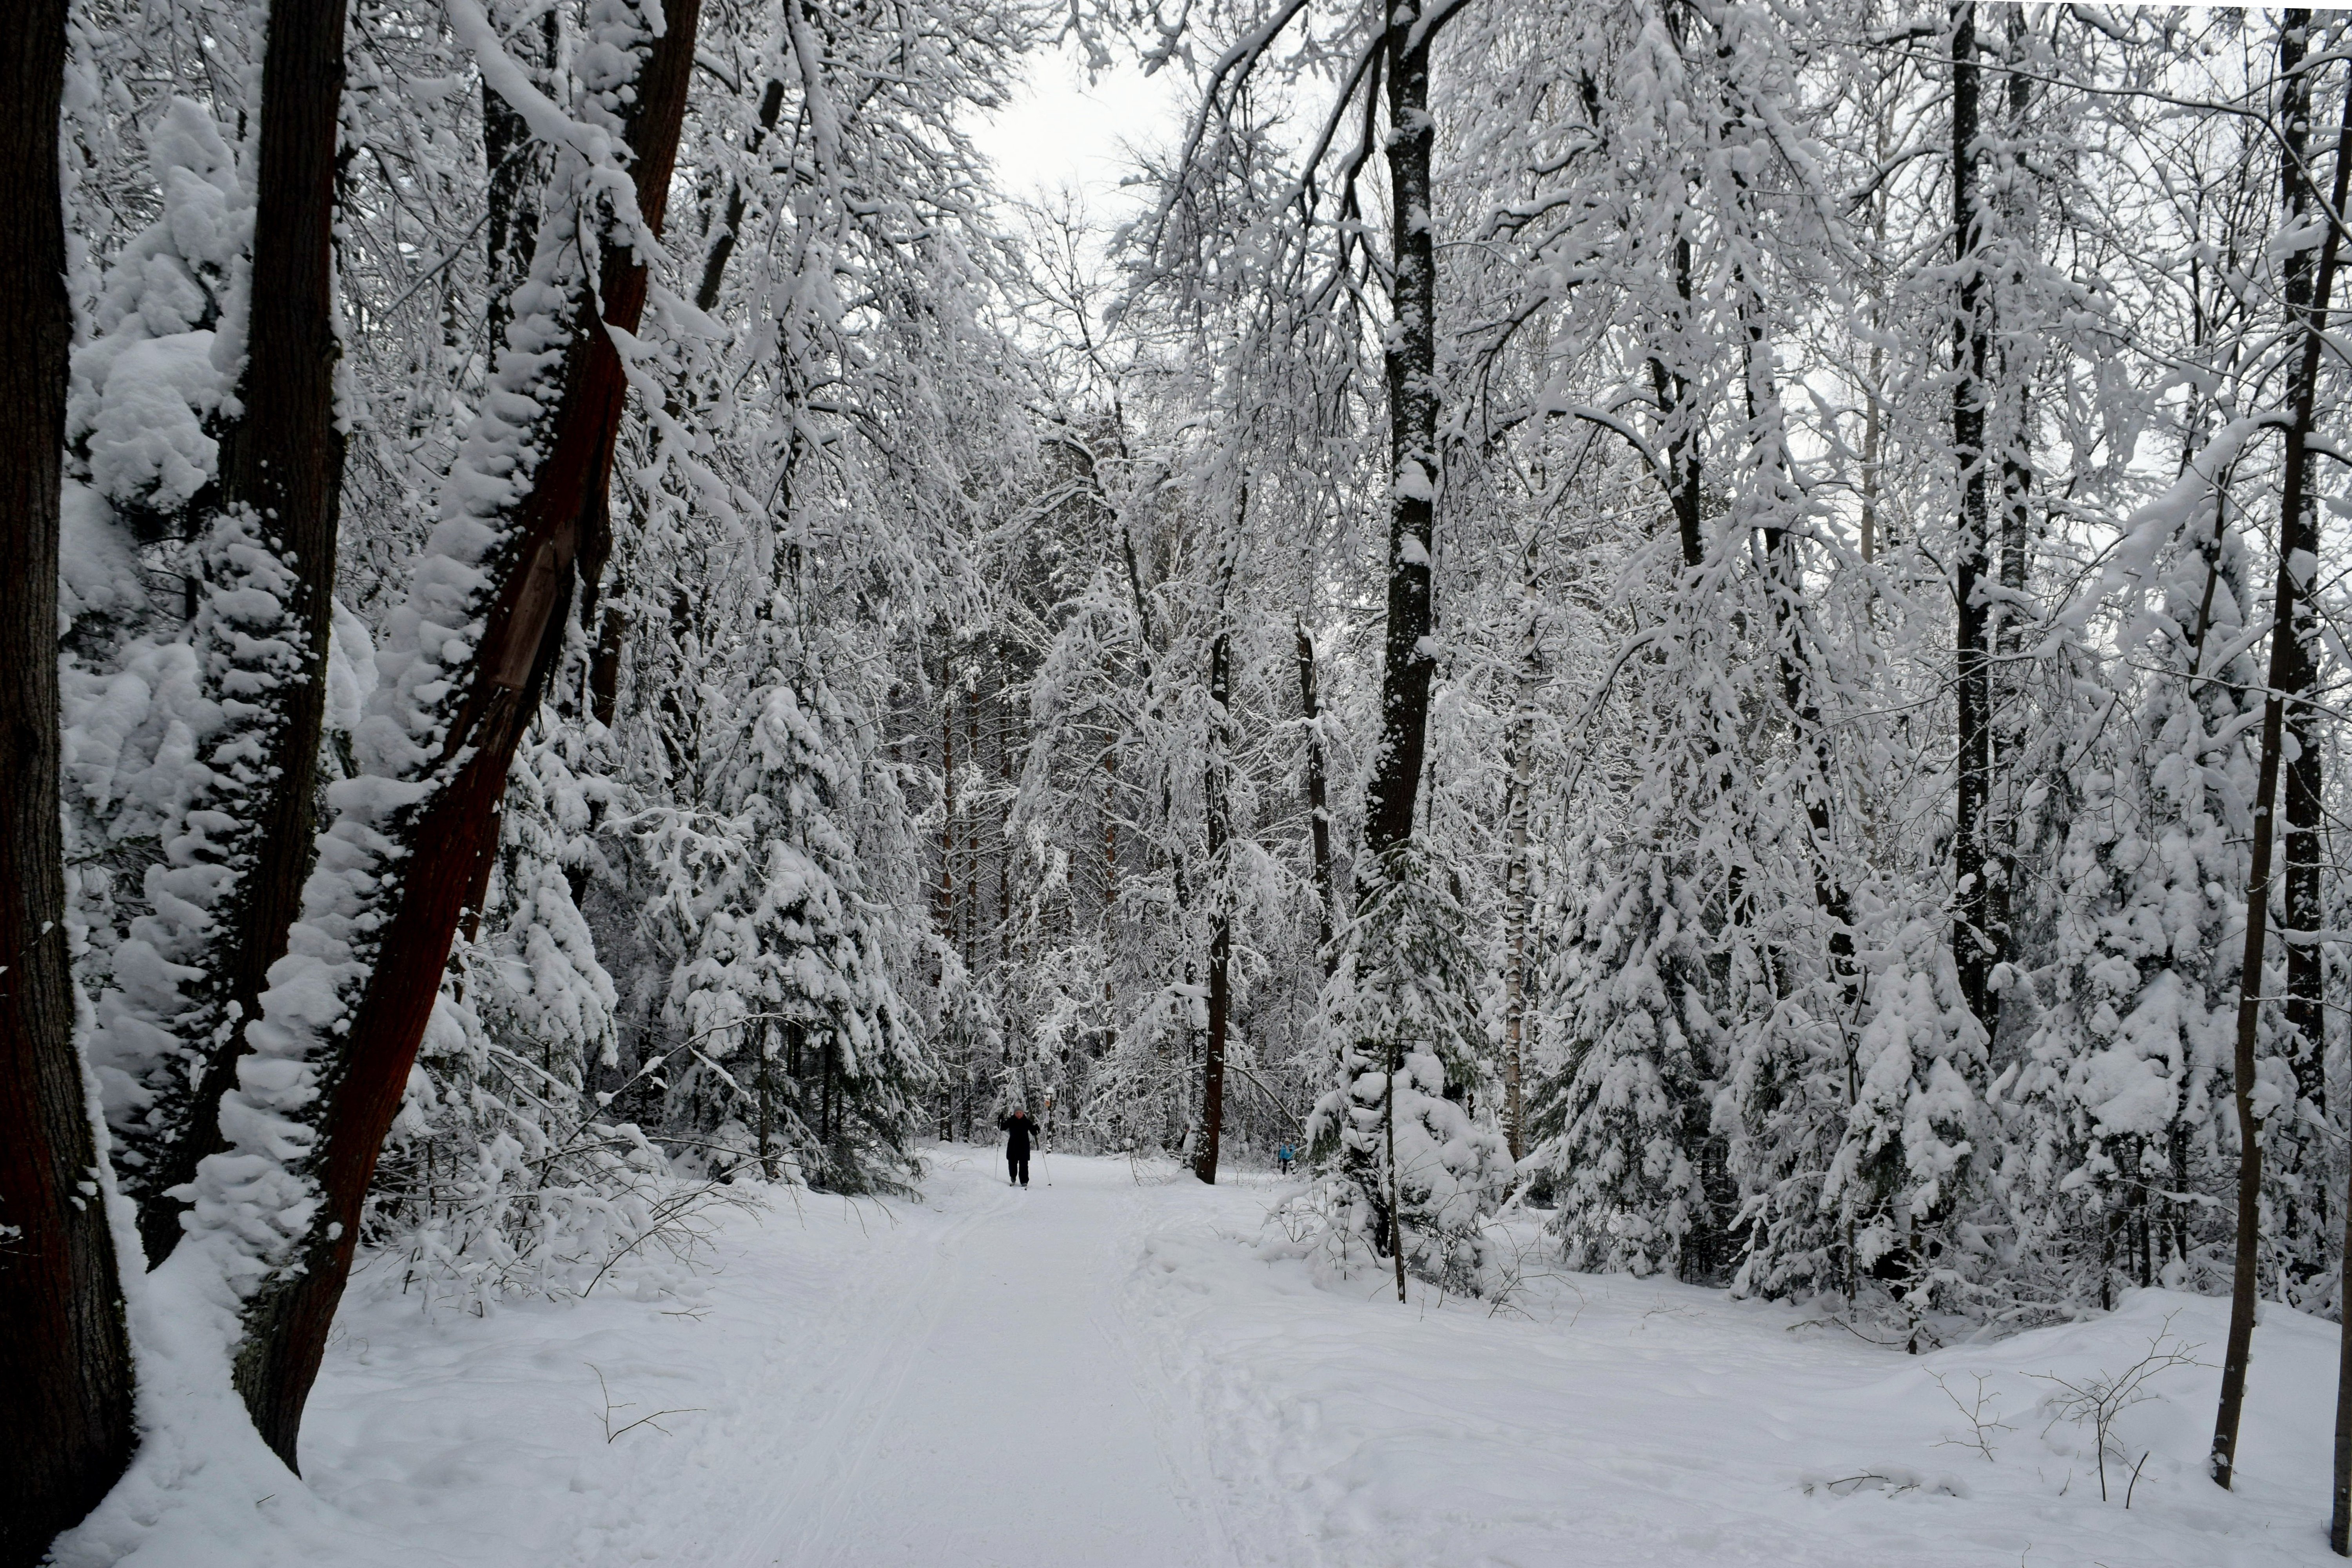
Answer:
1859, 343, 1883, 563
1294, 618, 1337, 980
2337, 1176, 2352, 1551
965, 680, 981, 972
1195, 631, 1232, 1185
1386, 1027, 1407, 1303
588, 604, 629, 726
1101, 745, 1118, 1031
939, 660, 956, 939
2268, 31, 2352, 1541
2279, 29, 2334, 1289
1951, 1, 2000, 1038
1348, 2, 1468, 1276
0, 7, 138, 1554
1499, 553, 1541, 1164
2224, 8, 2347, 1493
1361, 5, 1443, 863
219, 0, 704, 1465
1986, 13, 2036, 1039
758, 1025, 776, 1180
695, 75, 788, 314
1647, 230, 1704, 575
998, 671, 1011, 966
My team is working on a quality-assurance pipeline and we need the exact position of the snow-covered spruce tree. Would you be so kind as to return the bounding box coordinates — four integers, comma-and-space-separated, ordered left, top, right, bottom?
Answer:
1534, 815, 1727, 1279
637, 653, 924, 1192
1312, 845, 1513, 1293
62, 93, 249, 1234
1984, 416, 2276, 1311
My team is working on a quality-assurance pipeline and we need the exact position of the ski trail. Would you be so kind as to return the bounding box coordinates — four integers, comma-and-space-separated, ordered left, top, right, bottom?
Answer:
726, 1151, 1234, 1568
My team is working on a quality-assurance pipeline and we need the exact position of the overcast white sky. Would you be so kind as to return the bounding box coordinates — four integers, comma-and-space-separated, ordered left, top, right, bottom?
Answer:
965, 41, 1189, 210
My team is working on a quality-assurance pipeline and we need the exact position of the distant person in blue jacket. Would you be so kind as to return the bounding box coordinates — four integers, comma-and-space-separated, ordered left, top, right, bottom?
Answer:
1278, 1143, 1295, 1176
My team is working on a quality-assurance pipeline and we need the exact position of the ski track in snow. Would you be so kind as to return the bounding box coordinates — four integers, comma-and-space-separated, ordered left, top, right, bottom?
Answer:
101, 1146, 2352, 1566
714, 1151, 1230, 1568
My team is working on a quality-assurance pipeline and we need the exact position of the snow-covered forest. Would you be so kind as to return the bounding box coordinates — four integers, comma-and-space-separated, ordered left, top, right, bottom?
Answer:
12, 0, 2352, 1562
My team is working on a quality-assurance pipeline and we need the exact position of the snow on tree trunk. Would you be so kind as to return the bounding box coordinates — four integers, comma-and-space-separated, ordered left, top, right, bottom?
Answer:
181, 0, 704, 1467
117, 0, 354, 1267
1951, 1, 2002, 1040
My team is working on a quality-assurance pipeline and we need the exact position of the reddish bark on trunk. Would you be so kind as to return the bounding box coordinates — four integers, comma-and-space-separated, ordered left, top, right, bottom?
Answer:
227, 0, 705, 1466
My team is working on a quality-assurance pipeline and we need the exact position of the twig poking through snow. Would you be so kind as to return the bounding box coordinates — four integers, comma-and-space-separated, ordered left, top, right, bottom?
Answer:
588, 1363, 704, 1444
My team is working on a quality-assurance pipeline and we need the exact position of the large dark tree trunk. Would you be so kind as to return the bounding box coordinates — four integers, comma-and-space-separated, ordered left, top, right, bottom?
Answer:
136, 0, 354, 1267
224, 0, 705, 1467
1987, 7, 2036, 1035
1347, 0, 1466, 1290
0, 4, 138, 1556
1360, 4, 1443, 864
1950, 1, 2000, 1038
2221, 7, 2347, 1495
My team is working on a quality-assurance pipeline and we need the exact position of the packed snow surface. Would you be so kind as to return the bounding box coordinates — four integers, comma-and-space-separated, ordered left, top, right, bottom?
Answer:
68, 1149, 2350, 1566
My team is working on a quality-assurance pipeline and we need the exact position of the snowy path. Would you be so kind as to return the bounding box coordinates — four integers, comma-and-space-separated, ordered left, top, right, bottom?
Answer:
81, 1147, 2352, 1566
716, 1150, 1231, 1568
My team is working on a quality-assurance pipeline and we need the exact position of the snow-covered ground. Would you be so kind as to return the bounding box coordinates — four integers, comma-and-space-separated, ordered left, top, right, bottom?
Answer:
63, 1147, 2349, 1566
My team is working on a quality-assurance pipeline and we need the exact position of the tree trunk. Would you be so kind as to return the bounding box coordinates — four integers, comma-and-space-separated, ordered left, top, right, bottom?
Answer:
1101, 745, 1118, 1025
695, 74, 788, 314
2278, 22, 2333, 1290
2337, 1162, 2352, 1551
129, 0, 354, 1265
0, 4, 138, 1553
939, 657, 956, 940
757, 1024, 776, 1180
1646, 230, 1704, 575
1987, 11, 2036, 1035
1361, 4, 1443, 864
1194, 632, 1231, 1185
998, 670, 1012, 965
2223, 8, 2346, 1494
482, 6, 554, 353
1951, 1, 2000, 1038
1858, 341, 1882, 563
588, 604, 629, 726
216, 0, 705, 1467
965, 677, 982, 971
1499, 554, 1540, 1164
1294, 617, 1337, 979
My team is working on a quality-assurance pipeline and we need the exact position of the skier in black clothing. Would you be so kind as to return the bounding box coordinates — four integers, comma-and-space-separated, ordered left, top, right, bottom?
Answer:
1000, 1109, 1038, 1187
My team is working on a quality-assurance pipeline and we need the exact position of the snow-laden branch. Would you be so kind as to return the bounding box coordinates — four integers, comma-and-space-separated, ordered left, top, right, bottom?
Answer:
445, 0, 619, 164
2047, 414, 2281, 647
